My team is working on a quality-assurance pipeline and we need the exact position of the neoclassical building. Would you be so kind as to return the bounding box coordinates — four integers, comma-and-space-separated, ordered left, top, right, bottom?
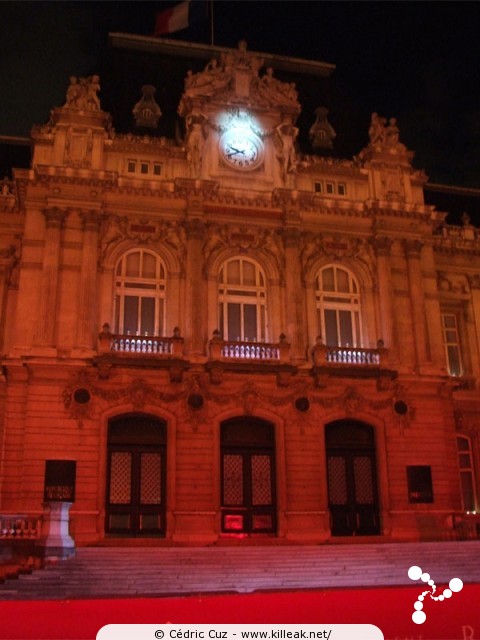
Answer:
0, 40, 479, 547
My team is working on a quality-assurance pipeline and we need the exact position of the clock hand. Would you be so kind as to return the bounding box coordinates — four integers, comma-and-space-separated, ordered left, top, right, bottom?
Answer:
226, 149, 246, 158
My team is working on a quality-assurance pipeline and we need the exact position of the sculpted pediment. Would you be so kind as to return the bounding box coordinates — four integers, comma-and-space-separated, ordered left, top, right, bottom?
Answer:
178, 40, 301, 116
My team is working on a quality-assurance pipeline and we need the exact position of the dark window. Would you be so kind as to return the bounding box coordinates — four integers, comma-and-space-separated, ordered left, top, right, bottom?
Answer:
407, 465, 434, 503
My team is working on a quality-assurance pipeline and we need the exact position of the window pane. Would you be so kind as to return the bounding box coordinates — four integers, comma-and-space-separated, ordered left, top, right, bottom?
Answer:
140, 297, 155, 335
158, 298, 164, 335
443, 315, 456, 328
457, 436, 470, 452
227, 303, 241, 340
459, 453, 472, 470
322, 268, 334, 292
223, 454, 244, 505
219, 303, 224, 338
244, 304, 257, 341
142, 253, 156, 278
126, 252, 140, 277
324, 309, 338, 346
460, 471, 475, 511
336, 268, 349, 293
339, 310, 354, 346
243, 260, 256, 286
227, 260, 241, 285
124, 296, 139, 334
447, 345, 462, 376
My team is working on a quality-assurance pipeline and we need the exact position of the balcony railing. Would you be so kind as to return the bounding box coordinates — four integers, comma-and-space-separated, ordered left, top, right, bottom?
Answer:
312, 343, 385, 368
209, 333, 290, 364
0, 516, 40, 539
98, 324, 184, 357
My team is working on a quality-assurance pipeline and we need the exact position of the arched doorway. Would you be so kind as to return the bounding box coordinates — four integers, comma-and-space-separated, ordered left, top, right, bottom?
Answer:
106, 414, 166, 536
220, 417, 276, 535
325, 419, 380, 536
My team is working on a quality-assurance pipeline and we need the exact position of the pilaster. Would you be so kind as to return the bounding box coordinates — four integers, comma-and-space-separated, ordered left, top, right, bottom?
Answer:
33, 207, 66, 348
185, 217, 206, 358
404, 239, 428, 371
373, 236, 396, 362
75, 210, 101, 351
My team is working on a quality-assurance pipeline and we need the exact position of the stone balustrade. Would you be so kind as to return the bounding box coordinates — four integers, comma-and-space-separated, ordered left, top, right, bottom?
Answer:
98, 324, 184, 357
0, 515, 40, 539
312, 343, 385, 368
209, 333, 290, 364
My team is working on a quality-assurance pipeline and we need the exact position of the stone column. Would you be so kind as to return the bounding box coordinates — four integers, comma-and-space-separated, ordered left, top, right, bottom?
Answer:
185, 218, 206, 357
404, 240, 428, 369
76, 210, 100, 349
373, 237, 396, 361
283, 228, 304, 360
34, 207, 65, 346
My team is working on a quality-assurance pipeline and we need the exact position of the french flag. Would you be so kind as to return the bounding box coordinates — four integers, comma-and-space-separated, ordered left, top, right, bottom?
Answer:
154, 1, 192, 36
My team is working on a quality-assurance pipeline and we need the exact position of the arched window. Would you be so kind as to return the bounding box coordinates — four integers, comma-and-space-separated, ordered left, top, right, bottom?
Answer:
115, 250, 166, 336
315, 265, 362, 347
457, 435, 477, 512
218, 258, 267, 342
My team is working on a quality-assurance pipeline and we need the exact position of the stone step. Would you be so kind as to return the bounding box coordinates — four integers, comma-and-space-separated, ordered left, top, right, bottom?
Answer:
1, 541, 479, 600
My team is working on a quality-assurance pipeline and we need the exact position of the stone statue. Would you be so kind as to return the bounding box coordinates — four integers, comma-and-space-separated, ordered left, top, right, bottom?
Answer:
64, 75, 101, 111
258, 68, 298, 106
385, 117, 400, 146
185, 110, 209, 177
368, 112, 386, 146
65, 76, 82, 108
275, 116, 299, 181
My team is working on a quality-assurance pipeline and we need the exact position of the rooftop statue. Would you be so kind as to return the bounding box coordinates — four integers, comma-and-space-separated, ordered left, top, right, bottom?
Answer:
367, 112, 406, 152
257, 67, 299, 107
64, 75, 101, 111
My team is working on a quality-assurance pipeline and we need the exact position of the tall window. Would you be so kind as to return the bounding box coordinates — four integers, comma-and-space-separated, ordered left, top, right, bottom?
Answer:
457, 435, 477, 512
115, 250, 166, 336
316, 265, 362, 347
442, 313, 463, 376
219, 258, 267, 342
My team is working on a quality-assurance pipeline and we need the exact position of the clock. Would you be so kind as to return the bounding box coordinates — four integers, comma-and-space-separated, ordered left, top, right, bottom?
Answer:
219, 130, 263, 171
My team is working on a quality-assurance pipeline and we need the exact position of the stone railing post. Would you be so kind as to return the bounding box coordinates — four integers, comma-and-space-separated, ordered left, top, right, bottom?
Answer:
311, 336, 327, 366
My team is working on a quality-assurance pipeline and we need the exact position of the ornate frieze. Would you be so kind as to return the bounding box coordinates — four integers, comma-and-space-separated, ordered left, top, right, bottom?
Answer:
203, 223, 284, 278
99, 215, 187, 271
300, 233, 375, 279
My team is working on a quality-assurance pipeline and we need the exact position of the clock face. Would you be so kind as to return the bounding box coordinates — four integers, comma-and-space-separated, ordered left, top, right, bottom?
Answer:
219, 131, 263, 170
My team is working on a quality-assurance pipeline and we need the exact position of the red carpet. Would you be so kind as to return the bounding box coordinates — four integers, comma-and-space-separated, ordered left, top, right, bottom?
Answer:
0, 585, 479, 640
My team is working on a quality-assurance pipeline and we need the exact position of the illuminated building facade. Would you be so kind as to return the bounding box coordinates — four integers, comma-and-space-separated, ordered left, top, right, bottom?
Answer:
0, 40, 479, 547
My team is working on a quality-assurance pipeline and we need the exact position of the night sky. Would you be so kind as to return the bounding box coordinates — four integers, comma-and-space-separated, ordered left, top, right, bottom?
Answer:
1, 1, 480, 194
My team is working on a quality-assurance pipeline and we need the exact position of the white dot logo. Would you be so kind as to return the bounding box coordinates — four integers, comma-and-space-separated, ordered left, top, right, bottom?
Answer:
408, 565, 463, 624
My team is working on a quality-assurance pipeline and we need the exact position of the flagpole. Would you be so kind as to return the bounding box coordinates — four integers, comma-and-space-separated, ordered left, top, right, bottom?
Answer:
210, 0, 214, 46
